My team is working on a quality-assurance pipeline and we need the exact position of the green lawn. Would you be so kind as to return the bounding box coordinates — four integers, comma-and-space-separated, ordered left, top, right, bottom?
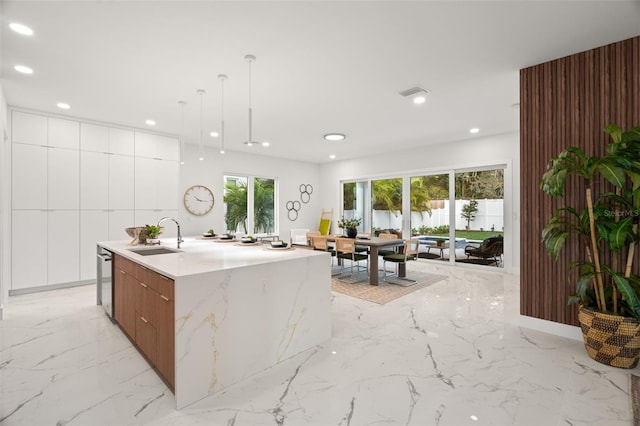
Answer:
430, 230, 503, 241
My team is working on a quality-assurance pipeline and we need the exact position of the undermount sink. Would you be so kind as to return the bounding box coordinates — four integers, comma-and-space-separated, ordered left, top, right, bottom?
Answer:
128, 247, 181, 256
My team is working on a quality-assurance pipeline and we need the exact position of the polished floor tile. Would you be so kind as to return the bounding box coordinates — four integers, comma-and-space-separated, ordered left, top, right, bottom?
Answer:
0, 261, 634, 425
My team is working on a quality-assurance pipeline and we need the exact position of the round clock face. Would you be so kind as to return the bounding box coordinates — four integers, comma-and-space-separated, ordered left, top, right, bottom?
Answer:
184, 185, 214, 216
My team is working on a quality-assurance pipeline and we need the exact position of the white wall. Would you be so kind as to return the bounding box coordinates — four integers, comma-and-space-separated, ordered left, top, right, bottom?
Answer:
318, 132, 520, 273
0, 84, 8, 318
179, 143, 322, 241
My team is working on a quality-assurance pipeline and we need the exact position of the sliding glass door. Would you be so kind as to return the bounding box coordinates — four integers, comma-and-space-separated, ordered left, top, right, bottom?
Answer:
339, 165, 504, 268
454, 168, 504, 267
371, 177, 402, 236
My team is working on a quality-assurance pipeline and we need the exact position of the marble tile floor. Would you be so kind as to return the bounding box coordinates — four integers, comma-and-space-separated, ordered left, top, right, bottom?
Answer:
0, 261, 634, 426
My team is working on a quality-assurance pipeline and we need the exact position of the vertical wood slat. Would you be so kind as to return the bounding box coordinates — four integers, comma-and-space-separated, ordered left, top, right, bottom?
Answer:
520, 36, 640, 326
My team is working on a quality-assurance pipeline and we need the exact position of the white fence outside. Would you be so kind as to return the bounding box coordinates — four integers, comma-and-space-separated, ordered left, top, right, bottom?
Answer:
345, 199, 504, 232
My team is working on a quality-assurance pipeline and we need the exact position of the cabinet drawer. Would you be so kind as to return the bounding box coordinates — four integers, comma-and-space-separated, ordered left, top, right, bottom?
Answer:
113, 255, 135, 275
154, 273, 174, 301
135, 263, 151, 286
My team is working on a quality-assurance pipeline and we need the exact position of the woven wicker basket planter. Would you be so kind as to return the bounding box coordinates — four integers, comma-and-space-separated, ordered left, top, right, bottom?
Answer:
578, 305, 640, 369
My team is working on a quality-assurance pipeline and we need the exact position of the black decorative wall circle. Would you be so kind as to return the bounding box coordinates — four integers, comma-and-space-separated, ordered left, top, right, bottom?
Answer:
299, 184, 313, 204
286, 200, 301, 221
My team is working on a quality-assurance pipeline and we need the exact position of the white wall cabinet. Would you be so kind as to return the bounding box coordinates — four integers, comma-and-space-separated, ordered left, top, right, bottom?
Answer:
48, 210, 80, 285
48, 148, 80, 210
80, 210, 108, 281
48, 118, 79, 149
11, 111, 47, 146
80, 151, 109, 210
80, 123, 109, 152
109, 128, 135, 156
12, 143, 47, 210
109, 154, 135, 210
11, 210, 47, 290
135, 157, 179, 211
10, 110, 179, 292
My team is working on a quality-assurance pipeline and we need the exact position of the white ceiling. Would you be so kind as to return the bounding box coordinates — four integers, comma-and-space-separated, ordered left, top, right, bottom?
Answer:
2, 1, 639, 163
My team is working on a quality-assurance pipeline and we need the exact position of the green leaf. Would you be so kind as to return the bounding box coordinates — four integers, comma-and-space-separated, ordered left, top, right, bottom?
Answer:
604, 124, 622, 144
598, 162, 625, 188
607, 216, 634, 251
544, 231, 569, 260
613, 274, 640, 320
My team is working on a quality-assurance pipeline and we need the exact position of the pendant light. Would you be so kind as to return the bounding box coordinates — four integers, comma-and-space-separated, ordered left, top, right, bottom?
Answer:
218, 74, 227, 154
245, 54, 256, 146
178, 101, 186, 164
197, 89, 205, 160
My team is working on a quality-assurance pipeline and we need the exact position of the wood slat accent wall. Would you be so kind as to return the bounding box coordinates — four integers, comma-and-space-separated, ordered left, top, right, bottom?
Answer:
520, 36, 640, 325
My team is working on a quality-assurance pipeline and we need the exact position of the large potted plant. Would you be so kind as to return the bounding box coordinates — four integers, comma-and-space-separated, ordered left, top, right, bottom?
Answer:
541, 124, 640, 368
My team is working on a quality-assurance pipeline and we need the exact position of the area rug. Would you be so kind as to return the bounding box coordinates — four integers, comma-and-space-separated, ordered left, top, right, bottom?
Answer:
631, 374, 640, 425
331, 271, 447, 305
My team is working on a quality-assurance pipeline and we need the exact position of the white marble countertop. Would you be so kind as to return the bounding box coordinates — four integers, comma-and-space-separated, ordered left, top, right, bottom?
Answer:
99, 236, 325, 279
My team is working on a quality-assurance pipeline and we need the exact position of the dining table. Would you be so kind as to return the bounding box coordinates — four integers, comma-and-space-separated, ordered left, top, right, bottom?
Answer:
326, 235, 406, 286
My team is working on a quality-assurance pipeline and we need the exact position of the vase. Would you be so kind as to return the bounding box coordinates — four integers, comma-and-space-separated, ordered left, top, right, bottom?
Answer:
578, 305, 640, 368
346, 228, 358, 238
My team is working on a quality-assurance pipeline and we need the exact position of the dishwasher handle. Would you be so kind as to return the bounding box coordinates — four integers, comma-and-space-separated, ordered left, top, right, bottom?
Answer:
97, 253, 112, 262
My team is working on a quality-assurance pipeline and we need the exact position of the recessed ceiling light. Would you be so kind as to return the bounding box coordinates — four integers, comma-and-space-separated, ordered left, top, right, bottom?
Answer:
14, 65, 33, 74
220, 150, 225, 154
329, 154, 336, 159
324, 133, 345, 141
145, 119, 156, 126
10, 22, 33, 36
199, 157, 204, 161
56, 102, 70, 110
469, 128, 480, 134
210, 131, 219, 137
413, 95, 427, 104
262, 141, 270, 147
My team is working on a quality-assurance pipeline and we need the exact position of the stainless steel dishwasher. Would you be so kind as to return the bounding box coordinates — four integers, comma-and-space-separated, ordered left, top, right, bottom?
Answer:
96, 245, 114, 318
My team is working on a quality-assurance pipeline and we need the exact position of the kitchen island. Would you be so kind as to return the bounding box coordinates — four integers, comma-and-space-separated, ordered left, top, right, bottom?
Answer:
98, 237, 331, 409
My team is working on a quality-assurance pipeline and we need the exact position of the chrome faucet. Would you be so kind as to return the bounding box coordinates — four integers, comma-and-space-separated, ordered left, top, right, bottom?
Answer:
157, 217, 184, 248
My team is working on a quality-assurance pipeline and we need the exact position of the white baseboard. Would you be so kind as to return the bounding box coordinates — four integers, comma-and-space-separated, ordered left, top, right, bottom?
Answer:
518, 314, 583, 341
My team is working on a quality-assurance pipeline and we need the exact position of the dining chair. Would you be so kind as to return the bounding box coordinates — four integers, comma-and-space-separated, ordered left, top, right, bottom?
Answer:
382, 239, 420, 281
377, 232, 399, 257
335, 237, 368, 275
311, 235, 336, 266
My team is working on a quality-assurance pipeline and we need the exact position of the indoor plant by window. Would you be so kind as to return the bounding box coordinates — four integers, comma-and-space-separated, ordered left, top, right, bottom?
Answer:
338, 216, 362, 238
541, 124, 640, 368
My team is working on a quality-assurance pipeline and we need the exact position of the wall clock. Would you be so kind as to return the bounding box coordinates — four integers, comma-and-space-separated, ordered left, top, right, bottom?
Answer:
183, 185, 214, 216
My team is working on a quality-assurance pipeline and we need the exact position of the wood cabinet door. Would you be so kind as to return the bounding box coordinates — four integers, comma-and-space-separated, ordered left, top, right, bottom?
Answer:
135, 313, 157, 364
120, 272, 137, 339
156, 296, 174, 387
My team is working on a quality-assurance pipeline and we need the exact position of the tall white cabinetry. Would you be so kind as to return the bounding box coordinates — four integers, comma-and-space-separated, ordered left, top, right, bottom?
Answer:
10, 110, 180, 291
11, 113, 80, 290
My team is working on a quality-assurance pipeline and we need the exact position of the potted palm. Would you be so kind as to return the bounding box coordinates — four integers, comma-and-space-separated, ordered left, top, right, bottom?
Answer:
541, 124, 640, 368
338, 216, 362, 238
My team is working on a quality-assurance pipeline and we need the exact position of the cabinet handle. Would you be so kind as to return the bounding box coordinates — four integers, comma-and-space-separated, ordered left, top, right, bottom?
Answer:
160, 295, 169, 302
139, 282, 147, 288
141, 316, 148, 324
160, 275, 169, 281
120, 271, 125, 275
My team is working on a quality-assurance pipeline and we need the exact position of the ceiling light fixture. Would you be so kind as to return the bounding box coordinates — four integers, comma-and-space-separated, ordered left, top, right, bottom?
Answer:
178, 101, 186, 165
56, 102, 70, 110
469, 127, 480, 134
262, 141, 270, 147
329, 154, 336, 159
399, 85, 429, 105
10, 22, 33, 36
14, 65, 33, 74
145, 119, 156, 126
218, 74, 227, 154
245, 54, 257, 147
324, 133, 345, 141
197, 89, 206, 161
210, 131, 219, 138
